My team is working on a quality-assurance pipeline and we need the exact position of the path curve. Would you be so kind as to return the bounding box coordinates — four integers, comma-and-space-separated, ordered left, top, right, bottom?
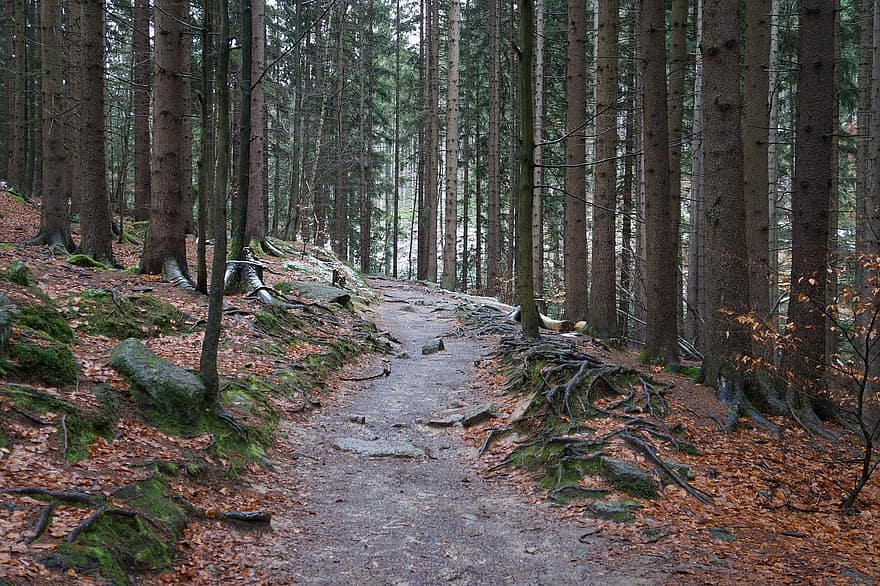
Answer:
260, 277, 661, 585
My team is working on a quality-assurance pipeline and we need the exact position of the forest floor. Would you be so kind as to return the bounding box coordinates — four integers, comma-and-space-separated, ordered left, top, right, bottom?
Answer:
0, 190, 878, 585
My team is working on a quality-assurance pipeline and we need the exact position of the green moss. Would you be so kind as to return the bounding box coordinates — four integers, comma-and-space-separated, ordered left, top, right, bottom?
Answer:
67, 254, 112, 270
66, 292, 190, 339
254, 310, 280, 331
17, 302, 74, 343
511, 442, 603, 491
1, 260, 32, 286
273, 281, 292, 294
78, 511, 172, 574
10, 342, 77, 386
677, 442, 701, 456
0, 429, 9, 450
665, 363, 700, 380
40, 543, 127, 585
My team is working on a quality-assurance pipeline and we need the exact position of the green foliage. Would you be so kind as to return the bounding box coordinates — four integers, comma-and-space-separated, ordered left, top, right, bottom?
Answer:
40, 544, 127, 586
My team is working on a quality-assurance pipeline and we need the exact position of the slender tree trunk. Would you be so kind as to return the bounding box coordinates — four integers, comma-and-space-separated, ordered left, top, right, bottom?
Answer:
686, 0, 705, 347
333, 0, 347, 259
620, 60, 635, 337
768, 0, 781, 319
590, 0, 619, 336
393, 0, 401, 277
856, 0, 873, 321
197, 0, 215, 294
200, 0, 230, 405
246, 0, 267, 246
532, 0, 544, 301
442, 0, 461, 290
743, 0, 771, 327
231, 0, 253, 262
182, 31, 195, 235
641, 0, 677, 364
33, 0, 73, 251
427, 0, 440, 281
517, 0, 539, 339
10, 0, 27, 190
564, 0, 588, 321
133, 0, 151, 222
487, 0, 502, 295
668, 0, 687, 333
826, 0, 841, 363
784, 0, 835, 410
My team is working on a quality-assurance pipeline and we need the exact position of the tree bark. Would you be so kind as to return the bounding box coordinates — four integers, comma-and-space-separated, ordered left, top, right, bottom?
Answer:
531, 0, 544, 301
33, 0, 73, 251
641, 0, 677, 364
9, 0, 27, 190
77, 0, 114, 265
246, 0, 267, 247
590, 0, 619, 337
563, 0, 588, 321
133, 0, 152, 222
442, 0, 461, 291
784, 0, 835, 409
332, 0, 347, 259
686, 0, 705, 348
668, 0, 687, 332
486, 0, 502, 295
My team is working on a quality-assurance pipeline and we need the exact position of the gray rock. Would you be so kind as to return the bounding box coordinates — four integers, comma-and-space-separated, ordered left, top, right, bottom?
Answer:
399, 304, 417, 313
396, 351, 410, 359
333, 437, 424, 458
109, 338, 206, 426
661, 459, 694, 483
586, 500, 638, 523
285, 280, 351, 307
0, 294, 17, 346
427, 412, 464, 427
349, 415, 366, 424
600, 457, 657, 498
708, 527, 735, 543
461, 404, 497, 427
421, 338, 445, 355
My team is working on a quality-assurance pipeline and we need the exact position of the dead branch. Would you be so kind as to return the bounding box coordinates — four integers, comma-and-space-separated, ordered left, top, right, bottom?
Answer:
1, 487, 98, 504
25, 503, 55, 544
60, 414, 69, 459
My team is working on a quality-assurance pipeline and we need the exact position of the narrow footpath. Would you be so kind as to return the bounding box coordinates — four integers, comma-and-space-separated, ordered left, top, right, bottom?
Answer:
255, 277, 663, 584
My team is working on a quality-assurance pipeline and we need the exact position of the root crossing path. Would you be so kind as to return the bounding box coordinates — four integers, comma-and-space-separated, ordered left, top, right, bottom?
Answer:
255, 277, 662, 585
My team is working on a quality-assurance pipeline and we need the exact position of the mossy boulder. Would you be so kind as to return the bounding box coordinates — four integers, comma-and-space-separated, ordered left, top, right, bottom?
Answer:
10, 342, 78, 386
66, 254, 111, 270
600, 456, 657, 498
109, 338, 206, 426
283, 280, 351, 308
1, 260, 32, 286
586, 500, 641, 523
0, 294, 15, 346
65, 290, 189, 339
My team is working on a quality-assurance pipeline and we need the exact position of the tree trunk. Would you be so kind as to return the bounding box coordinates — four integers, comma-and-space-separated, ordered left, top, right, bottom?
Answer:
784, 0, 835, 410
531, 0, 544, 301
33, 0, 73, 251
590, 0, 619, 337
768, 0, 781, 321
668, 0, 687, 334
133, 0, 151, 222
701, 0, 751, 385
686, 0, 705, 348
743, 0, 771, 327
10, 0, 27, 190
486, 0, 502, 295
563, 0, 588, 321
230, 0, 253, 264
141, 0, 189, 277
77, 0, 114, 265
641, 0, 677, 364
620, 58, 635, 337
393, 0, 401, 277
196, 0, 215, 294
426, 0, 440, 281
246, 0, 267, 247
517, 0, 539, 339
442, 0, 461, 291
333, 0, 347, 259
856, 0, 873, 332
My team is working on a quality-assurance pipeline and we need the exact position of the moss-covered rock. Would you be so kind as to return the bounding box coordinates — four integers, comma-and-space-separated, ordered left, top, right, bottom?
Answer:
66, 254, 112, 270
17, 301, 74, 344
10, 341, 78, 386
280, 280, 352, 308
109, 338, 206, 426
600, 456, 657, 498
1, 260, 32, 286
586, 499, 641, 523
40, 543, 127, 585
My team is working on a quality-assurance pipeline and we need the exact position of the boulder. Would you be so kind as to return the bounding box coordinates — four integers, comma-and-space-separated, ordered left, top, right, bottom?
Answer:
109, 338, 206, 426
600, 456, 657, 498
586, 500, 639, 523
461, 404, 497, 427
285, 280, 351, 307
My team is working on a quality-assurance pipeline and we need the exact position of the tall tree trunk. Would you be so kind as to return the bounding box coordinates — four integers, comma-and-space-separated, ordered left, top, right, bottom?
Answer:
393, 0, 401, 277
590, 0, 619, 337
426, 0, 440, 281
826, 0, 841, 363
246, 0, 267, 246
620, 59, 635, 337
743, 0, 771, 327
200, 0, 230, 405
78, 0, 114, 265
686, 0, 705, 347
768, 0, 781, 320
442, 0, 461, 291
142, 0, 190, 277
133, 0, 151, 222
9, 0, 27, 190
668, 0, 687, 333
856, 0, 873, 324
517, 0, 539, 339
784, 0, 835, 411
641, 0, 677, 364
68, 2, 82, 216
182, 31, 195, 235
33, 0, 73, 251
197, 0, 215, 294
564, 0, 588, 321
531, 0, 544, 301
486, 0, 502, 295
701, 0, 751, 384
332, 0, 347, 259
231, 0, 253, 262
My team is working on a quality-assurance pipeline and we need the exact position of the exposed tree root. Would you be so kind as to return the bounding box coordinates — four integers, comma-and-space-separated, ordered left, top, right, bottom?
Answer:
26, 503, 55, 544
163, 258, 196, 291
716, 377, 781, 438
0, 487, 99, 504
622, 433, 714, 505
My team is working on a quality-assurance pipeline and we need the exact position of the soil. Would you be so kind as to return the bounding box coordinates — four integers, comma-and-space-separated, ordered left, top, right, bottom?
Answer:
227, 277, 664, 584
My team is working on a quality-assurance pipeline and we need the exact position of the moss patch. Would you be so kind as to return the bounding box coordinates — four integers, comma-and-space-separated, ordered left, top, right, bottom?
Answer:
67, 254, 112, 270
1, 260, 32, 286
17, 302, 74, 344
66, 290, 191, 339
9, 341, 77, 386
40, 544, 127, 585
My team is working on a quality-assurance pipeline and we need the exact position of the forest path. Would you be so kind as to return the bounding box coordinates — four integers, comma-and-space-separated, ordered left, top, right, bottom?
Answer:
257, 277, 663, 585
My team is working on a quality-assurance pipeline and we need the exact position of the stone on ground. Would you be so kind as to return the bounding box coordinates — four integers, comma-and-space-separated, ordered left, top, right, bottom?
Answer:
333, 437, 425, 458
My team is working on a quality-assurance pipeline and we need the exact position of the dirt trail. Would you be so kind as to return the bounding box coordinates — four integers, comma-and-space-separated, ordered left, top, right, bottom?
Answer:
255, 278, 663, 585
